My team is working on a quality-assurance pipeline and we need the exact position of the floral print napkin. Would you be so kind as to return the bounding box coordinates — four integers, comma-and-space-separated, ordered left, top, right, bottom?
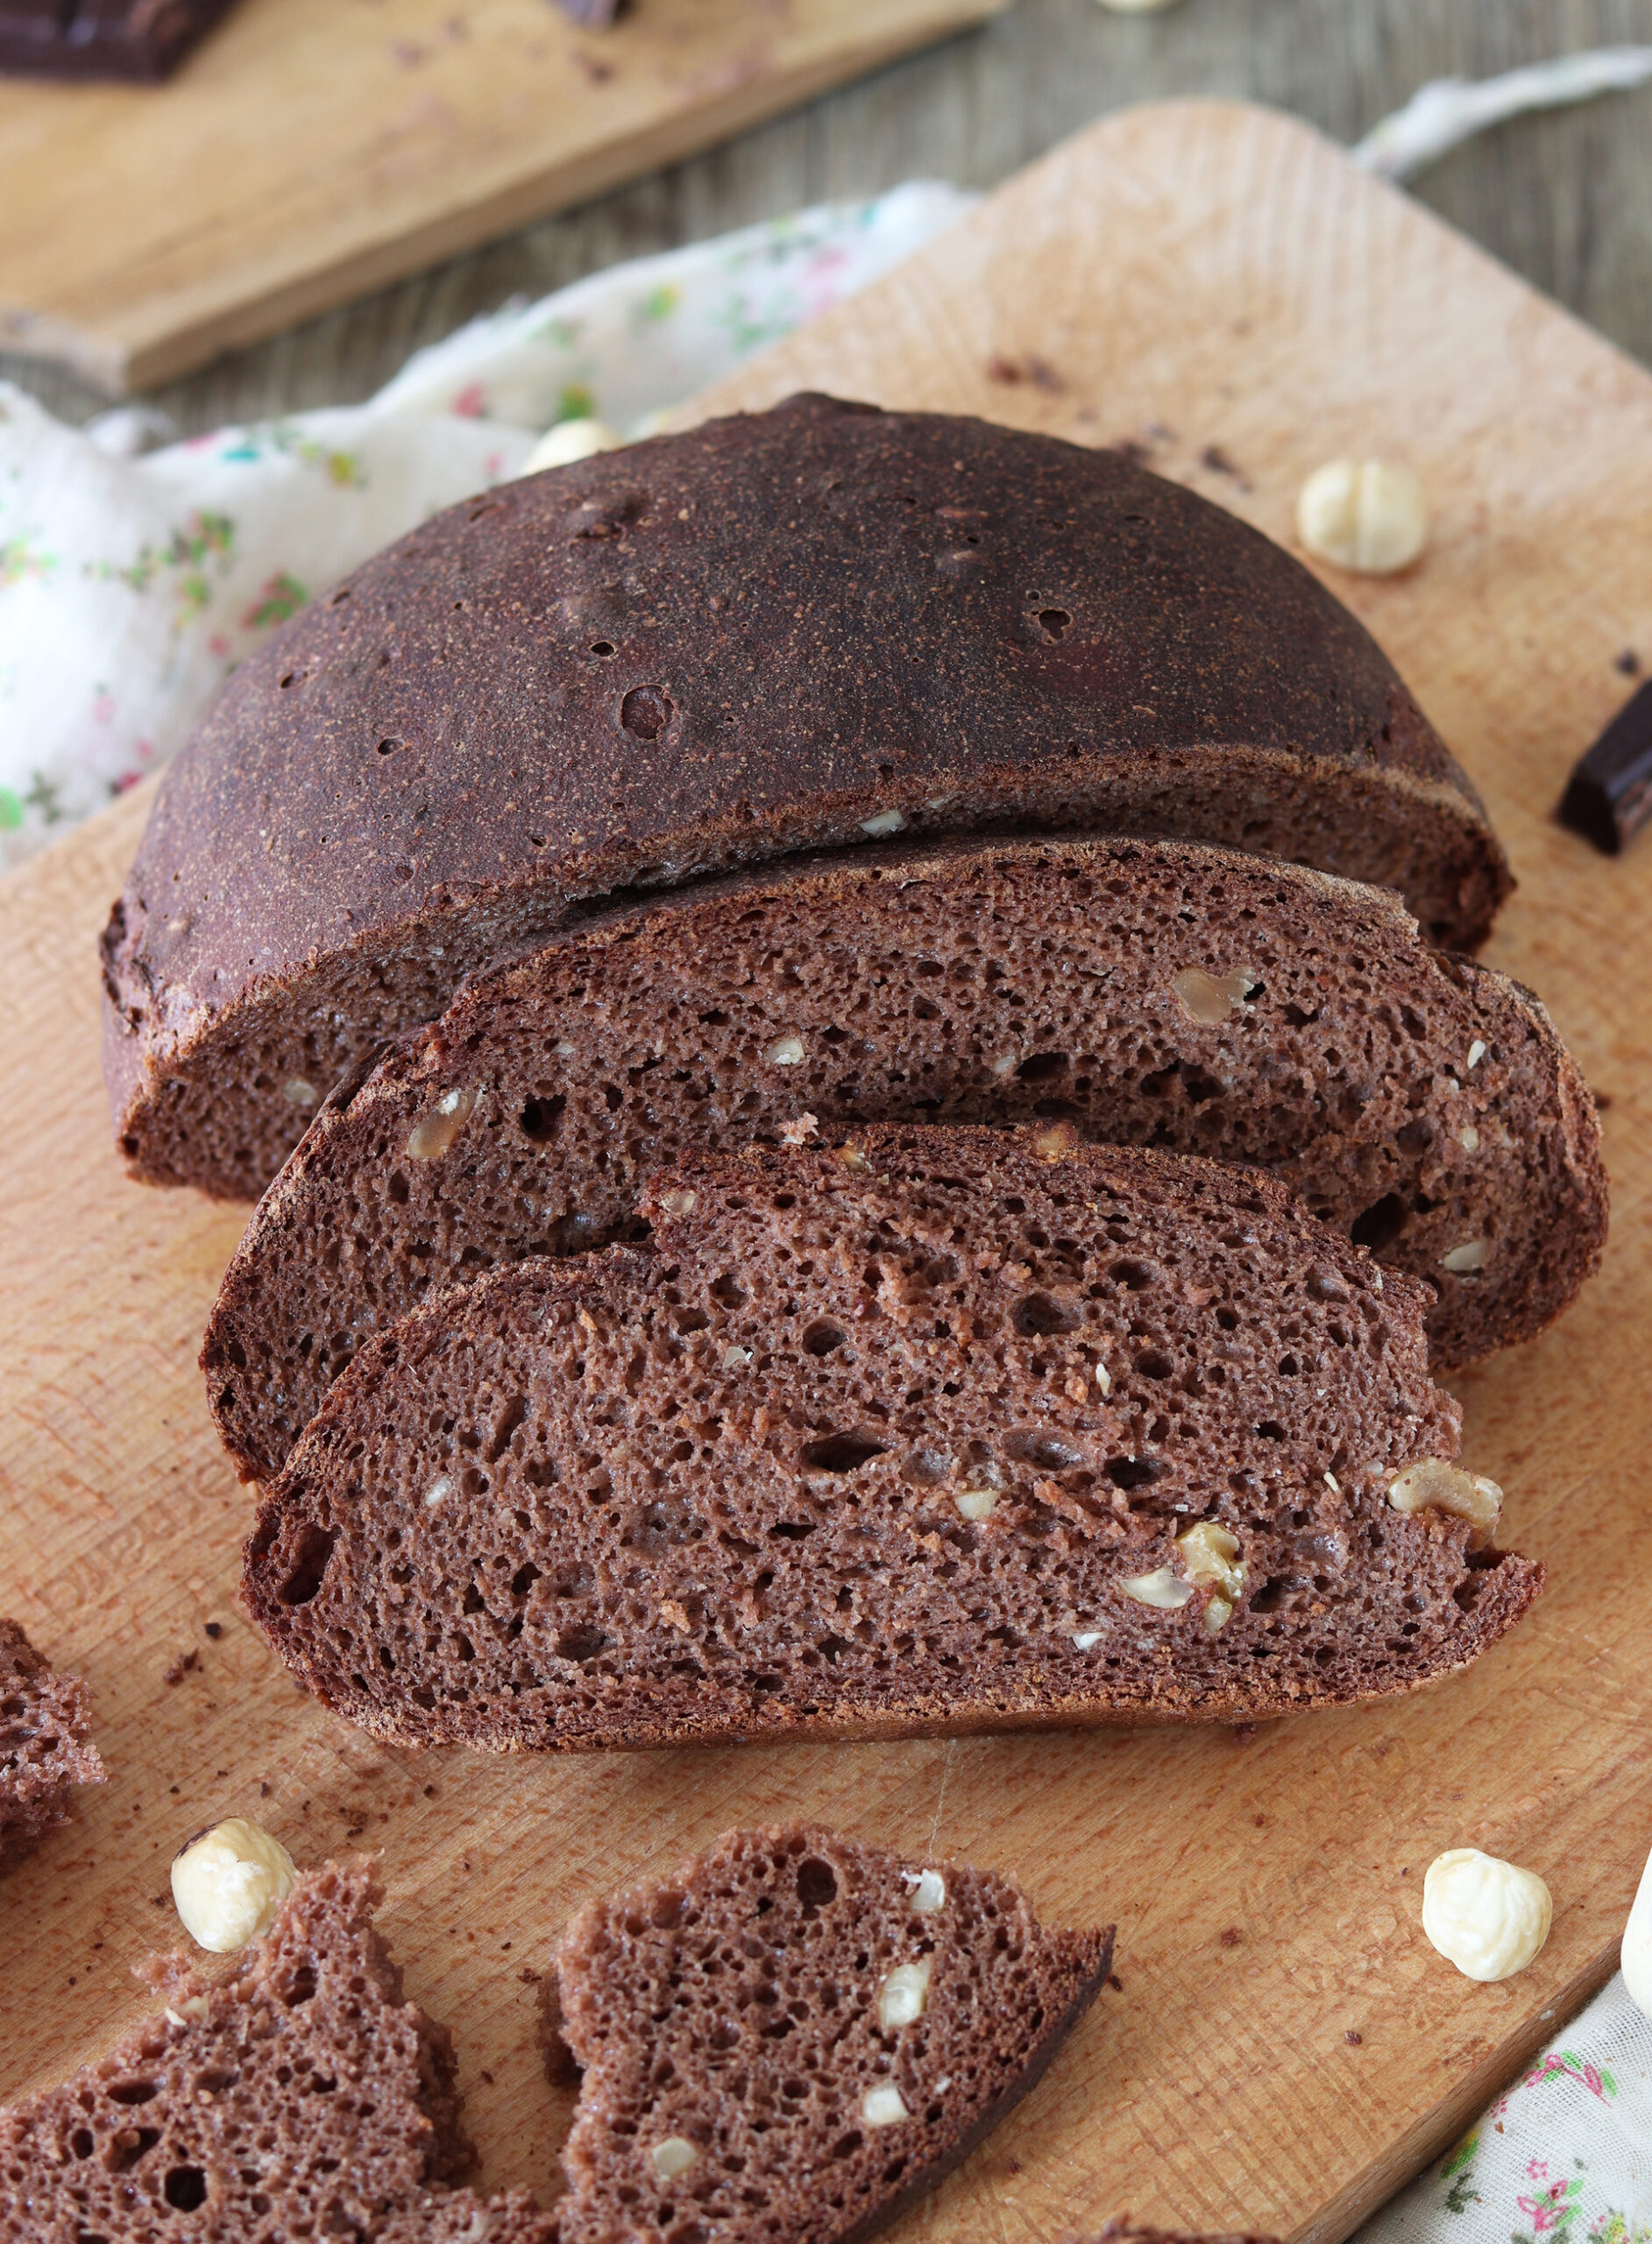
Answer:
1357, 1976, 1649, 2244
0, 181, 970, 871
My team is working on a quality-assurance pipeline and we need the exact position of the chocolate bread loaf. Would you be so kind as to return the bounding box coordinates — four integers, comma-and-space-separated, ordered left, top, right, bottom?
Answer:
1, 1618, 105, 1871
103, 394, 1511, 1203
548, 1823, 1111, 2244
0, 1856, 549, 2241
244, 1126, 1540, 1750
204, 834, 1601, 1485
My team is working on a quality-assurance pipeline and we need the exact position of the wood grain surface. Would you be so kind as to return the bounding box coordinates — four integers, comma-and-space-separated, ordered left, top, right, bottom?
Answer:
10, 0, 1652, 441
0, 0, 1008, 394
4, 99, 1652, 2244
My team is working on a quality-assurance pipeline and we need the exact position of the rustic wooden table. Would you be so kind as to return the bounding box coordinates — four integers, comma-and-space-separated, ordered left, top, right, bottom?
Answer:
6, 0, 1652, 433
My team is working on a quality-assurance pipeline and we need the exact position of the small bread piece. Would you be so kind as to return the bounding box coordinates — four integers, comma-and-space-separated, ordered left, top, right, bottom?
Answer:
0, 1857, 551, 2241
102, 394, 1511, 1203
204, 834, 1604, 1483
549, 1824, 1112, 2244
244, 1126, 1541, 1751
0, 1618, 105, 1871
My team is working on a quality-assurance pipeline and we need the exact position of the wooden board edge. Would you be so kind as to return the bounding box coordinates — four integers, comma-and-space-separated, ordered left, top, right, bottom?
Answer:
672, 93, 1652, 432
8, 0, 1010, 398
1296, 1940, 1625, 2244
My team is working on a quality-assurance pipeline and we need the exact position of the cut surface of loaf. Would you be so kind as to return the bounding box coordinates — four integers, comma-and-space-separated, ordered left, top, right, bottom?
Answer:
244, 1127, 1541, 1750
549, 1822, 1112, 2244
205, 835, 1602, 1483
102, 393, 1510, 1202
0, 1618, 105, 1871
0, 1857, 541, 2241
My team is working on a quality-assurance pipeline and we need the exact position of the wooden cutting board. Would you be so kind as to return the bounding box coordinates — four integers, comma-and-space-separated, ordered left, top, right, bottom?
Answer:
4, 98, 1652, 2244
0, 0, 1007, 395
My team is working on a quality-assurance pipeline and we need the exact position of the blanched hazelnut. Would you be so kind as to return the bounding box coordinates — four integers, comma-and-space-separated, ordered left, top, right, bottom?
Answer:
1388, 1458, 1502, 1546
281, 1078, 318, 1109
1296, 458, 1429, 574
521, 418, 625, 473
903, 1868, 946, 1914
766, 1034, 805, 1067
1072, 1629, 1105, 1651
656, 1188, 698, 1218
779, 1113, 819, 1146
172, 1819, 297, 1953
1467, 1040, 1487, 1070
649, 2138, 698, 2181
1441, 1239, 1487, 1274
406, 1086, 476, 1161
423, 1474, 454, 1509
1174, 1520, 1244, 1633
836, 1143, 869, 1174
878, 1960, 932, 2029
1120, 1566, 1195, 1610
1422, 1848, 1551, 1981
1173, 966, 1257, 1026
954, 1487, 998, 1522
861, 2084, 910, 2128
860, 810, 905, 839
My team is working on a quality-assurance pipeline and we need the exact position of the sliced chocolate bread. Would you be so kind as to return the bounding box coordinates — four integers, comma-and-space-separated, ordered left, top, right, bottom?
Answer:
103, 394, 1510, 1202
0, 1856, 545, 2240
1, 1618, 106, 1871
548, 1822, 1112, 2244
204, 834, 1601, 1484
243, 1126, 1540, 1750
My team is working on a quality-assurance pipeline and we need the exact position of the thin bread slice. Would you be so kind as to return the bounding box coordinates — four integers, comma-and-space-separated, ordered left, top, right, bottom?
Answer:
0, 1857, 544, 2240
203, 834, 1604, 1487
548, 1823, 1112, 2244
243, 1126, 1541, 1751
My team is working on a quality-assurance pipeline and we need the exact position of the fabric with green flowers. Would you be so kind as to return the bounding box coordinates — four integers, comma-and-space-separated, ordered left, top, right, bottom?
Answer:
0, 182, 969, 870
1356, 1977, 1648, 2244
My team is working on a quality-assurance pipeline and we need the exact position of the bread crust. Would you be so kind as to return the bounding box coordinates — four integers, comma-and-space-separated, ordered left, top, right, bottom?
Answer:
102, 394, 1511, 1200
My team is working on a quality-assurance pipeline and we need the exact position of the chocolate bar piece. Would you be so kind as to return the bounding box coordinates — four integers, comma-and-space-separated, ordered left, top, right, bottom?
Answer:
0, 0, 238, 82
1558, 677, 1652, 855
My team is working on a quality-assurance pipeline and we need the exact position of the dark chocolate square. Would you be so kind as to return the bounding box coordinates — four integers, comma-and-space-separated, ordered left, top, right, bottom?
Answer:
0, 0, 239, 82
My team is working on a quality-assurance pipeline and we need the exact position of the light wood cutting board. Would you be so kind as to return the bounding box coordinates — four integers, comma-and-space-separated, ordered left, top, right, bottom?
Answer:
4, 99, 1652, 2244
0, 0, 1007, 395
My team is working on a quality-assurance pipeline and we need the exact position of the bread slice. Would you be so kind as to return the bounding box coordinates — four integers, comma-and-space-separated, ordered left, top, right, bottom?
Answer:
547, 1822, 1112, 2244
0, 1855, 550, 2240
1, 1617, 106, 1871
102, 393, 1511, 1202
204, 834, 1601, 1485
243, 1126, 1541, 1750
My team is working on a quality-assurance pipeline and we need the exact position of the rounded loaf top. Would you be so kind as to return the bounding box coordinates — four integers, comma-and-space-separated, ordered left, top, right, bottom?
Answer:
103, 394, 1510, 1198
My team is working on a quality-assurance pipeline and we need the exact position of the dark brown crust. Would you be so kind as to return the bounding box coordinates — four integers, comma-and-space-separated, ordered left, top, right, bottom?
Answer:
201, 831, 1603, 1485
550, 1822, 1112, 2244
0, 1616, 106, 1871
241, 1127, 1542, 1751
102, 394, 1511, 1200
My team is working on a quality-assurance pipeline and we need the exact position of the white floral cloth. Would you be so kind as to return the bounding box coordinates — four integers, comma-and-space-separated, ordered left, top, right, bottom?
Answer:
1357, 1975, 1650, 2244
0, 181, 971, 870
